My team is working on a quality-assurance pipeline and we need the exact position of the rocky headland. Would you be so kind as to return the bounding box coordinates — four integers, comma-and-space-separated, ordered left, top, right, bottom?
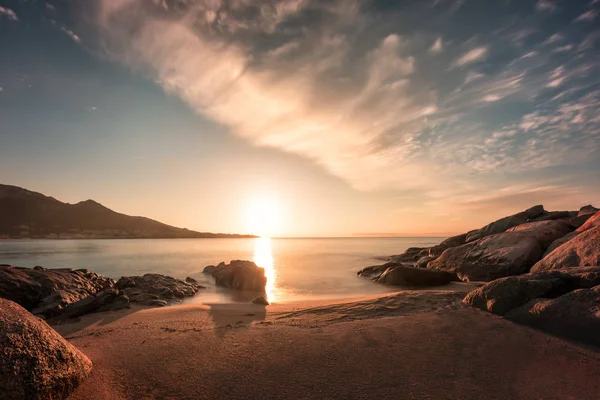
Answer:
359, 204, 600, 346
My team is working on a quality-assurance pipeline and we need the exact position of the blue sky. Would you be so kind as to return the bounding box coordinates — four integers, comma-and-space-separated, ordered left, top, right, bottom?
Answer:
1, 0, 599, 236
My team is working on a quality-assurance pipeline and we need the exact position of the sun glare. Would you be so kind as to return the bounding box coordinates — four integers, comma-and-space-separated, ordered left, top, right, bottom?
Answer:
245, 197, 282, 238
253, 237, 277, 301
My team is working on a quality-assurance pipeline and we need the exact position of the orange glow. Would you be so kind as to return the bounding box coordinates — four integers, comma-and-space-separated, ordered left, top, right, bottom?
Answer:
253, 237, 277, 301
244, 196, 282, 237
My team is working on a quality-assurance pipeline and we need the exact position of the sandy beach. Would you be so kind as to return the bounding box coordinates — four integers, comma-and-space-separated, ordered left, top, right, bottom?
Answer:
54, 287, 600, 400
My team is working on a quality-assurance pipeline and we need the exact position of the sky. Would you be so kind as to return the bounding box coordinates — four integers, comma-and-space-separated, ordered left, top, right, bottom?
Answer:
1, 0, 599, 237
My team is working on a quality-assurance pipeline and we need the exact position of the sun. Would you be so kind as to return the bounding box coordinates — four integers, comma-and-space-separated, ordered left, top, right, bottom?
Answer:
244, 197, 282, 237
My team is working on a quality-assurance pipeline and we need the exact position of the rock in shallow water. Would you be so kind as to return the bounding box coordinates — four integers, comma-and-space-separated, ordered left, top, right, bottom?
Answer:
252, 296, 270, 305
358, 263, 458, 287
204, 260, 267, 292
0, 298, 93, 399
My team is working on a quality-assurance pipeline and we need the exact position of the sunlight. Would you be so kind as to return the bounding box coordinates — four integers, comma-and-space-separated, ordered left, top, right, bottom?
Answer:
244, 196, 282, 238
253, 237, 277, 302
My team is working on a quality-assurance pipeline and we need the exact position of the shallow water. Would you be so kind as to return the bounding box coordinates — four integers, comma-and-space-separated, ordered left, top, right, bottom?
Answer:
0, 237, 444, 303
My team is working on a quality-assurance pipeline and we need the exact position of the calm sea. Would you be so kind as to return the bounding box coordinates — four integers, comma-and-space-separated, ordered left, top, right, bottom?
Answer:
0, 237, 444, 303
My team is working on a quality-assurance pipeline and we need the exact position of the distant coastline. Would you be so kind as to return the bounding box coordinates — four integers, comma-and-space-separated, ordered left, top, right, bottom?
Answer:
0, 183, 255, 240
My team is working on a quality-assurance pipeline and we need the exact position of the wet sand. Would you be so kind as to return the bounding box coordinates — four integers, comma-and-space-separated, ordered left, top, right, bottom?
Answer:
56, 289, 600, 400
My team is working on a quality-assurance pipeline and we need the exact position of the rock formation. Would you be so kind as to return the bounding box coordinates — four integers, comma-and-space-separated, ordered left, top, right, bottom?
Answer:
0, 298, 93, 399
203, 260, 267, 292
358, 262, 459, 287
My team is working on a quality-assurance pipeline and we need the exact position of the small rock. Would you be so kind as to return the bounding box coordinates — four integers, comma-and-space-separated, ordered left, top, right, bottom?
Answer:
252, 296, 270, 305
185, 277, 198, 284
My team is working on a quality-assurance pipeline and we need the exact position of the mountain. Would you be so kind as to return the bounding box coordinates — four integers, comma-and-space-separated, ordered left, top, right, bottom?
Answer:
0, 184, 255, 239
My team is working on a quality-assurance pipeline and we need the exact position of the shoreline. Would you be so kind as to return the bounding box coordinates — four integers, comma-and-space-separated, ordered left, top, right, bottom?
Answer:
55, 291, 600, 400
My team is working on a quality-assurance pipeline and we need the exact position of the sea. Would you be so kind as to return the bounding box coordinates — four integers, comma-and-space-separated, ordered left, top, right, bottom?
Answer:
0, 237, 445, 303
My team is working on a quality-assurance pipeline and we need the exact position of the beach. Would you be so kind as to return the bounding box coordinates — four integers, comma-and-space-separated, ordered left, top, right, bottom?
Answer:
55, 288, 600, 400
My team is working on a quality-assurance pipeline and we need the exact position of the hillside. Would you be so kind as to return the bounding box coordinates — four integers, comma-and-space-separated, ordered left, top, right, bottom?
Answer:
0, 184, 254, 239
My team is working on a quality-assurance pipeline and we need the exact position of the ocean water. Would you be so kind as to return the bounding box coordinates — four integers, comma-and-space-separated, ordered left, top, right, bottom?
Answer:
0, 237, 444, 303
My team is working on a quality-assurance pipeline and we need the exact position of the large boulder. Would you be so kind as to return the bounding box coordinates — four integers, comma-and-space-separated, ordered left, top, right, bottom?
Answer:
0, 265, 113, 314
505, 285, 600, 347
376, 265, 459, 287
463, 267, 600, 315
357, 262, 406, 280
0, 298, 93, 399
203, 260, 267, 292
531, 211, 600, 272
428, 220, 573, 282
464, 205, 545, 243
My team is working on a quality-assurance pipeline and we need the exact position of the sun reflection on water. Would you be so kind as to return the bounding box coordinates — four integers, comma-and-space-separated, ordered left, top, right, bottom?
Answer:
253, 237, 277, 302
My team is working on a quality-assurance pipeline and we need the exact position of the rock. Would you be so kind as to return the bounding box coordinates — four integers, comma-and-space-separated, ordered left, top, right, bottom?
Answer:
429, 220, 573, 282
252, 296, 270, 305
0, 265, 113, 312
505, 285, 600, 347
465, 205, 545, 243
205, 260, 267, 292
578, 204, 599, 216
376, 265, 459, 287
115, 273, 204, 304
569, 213, 594, 229
144, 299, 168, 307
60, 288, 129, 319
0, 298, 93, 399
31, 289, 90, 319
463, 266, 600, 315
203, 265, 217, 275
531, 211, 600, 272
542, 231, 578, 257
529, 210, 571, 222
357, 262, 405, 280
389, 247, 429, 263
416, 256, 433, 268
185, 277, 198, 284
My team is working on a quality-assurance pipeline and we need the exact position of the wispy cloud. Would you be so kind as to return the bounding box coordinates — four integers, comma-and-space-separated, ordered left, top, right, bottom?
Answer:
430, 37, 443, 53
536, 0, 557, 12
0, 6, 18, 21
574, 10, 597, 22
60, 27, 81, 43
453, 46, 488, 67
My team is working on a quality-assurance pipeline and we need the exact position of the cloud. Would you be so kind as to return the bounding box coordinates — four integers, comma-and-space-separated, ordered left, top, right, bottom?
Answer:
0, 6, 18, 21
430, 37, 443, 53
574, 10, 597, 22
483, 94, 502, 102
543, 33, 563, 44
60, 27, 81, 43
453, 46, 488, 67
536, 0, 556, 12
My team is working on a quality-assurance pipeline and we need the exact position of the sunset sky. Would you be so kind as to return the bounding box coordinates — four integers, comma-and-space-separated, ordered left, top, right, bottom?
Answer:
1, 0, 599, 237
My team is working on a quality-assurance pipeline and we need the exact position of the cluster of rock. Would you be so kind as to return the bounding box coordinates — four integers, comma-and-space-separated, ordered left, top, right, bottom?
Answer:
0, 265, 204, 320
363, 204, 600, 346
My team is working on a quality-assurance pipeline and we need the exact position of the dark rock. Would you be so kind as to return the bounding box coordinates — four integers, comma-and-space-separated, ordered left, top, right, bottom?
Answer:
31, 289, 90, 319
505, 285, 600, 347
185, 277, 198, 284
252, 296, 270, 305
463, 267, 600, 316
357, 262, 405, 280
115, 273, 203, 304
376, 265, 459, 287
33, 266, 45, 271
0, 265, 113, 312
531, 211, 600, 272
569, 213, 594, 229
205, 260, 267, 292
60, 288, 129, 319
578, 204, 599, 216
0, 298, 92, 399
203, 265, 217, 275
529, 210, 571, 222
389, 247, 429, 263
144, 299, 168, 307
416, 256, 433, 268
429, 220, 573, 282
465, 205, 545, 243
